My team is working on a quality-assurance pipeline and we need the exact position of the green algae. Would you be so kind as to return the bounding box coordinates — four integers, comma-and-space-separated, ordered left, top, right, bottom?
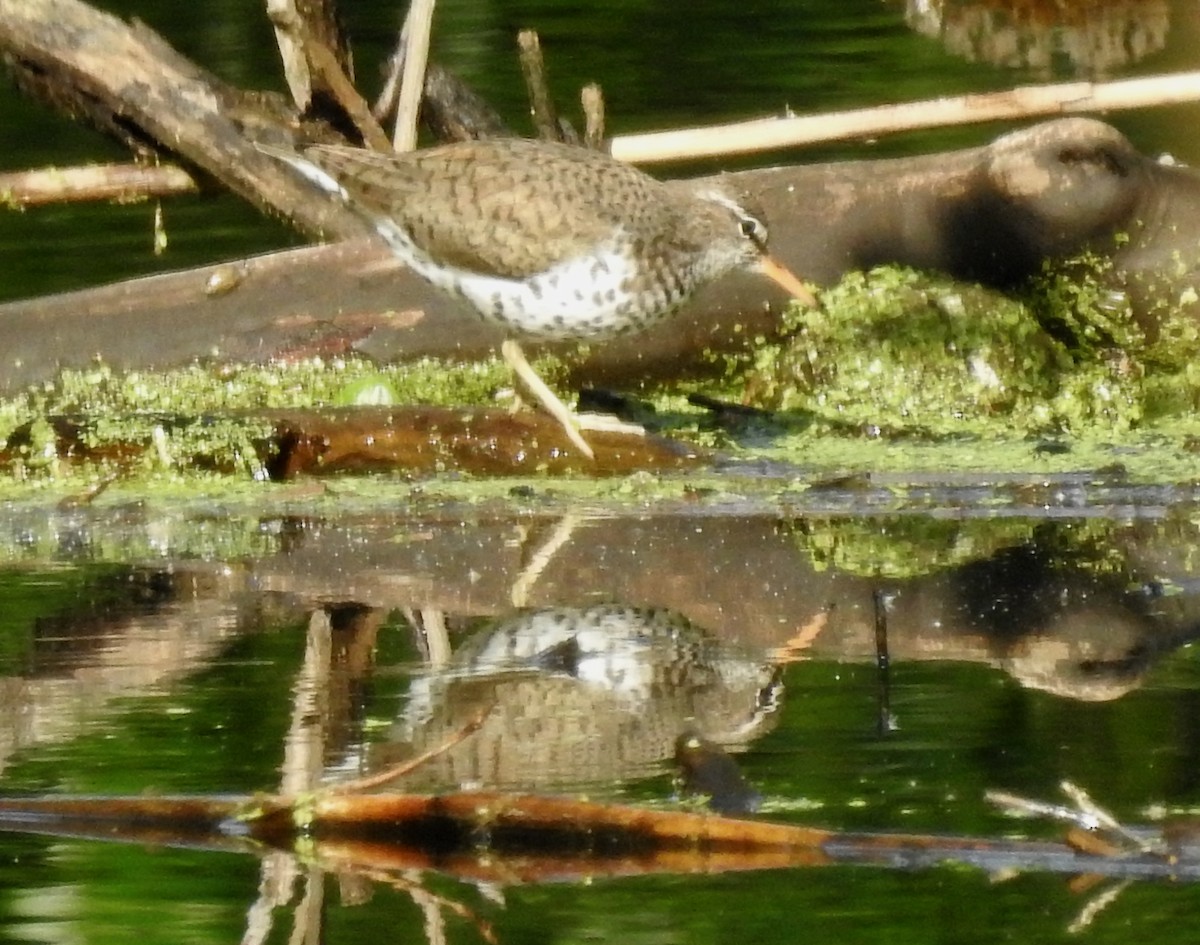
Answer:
0, 354, 539, 480
745, 266, 1146, 437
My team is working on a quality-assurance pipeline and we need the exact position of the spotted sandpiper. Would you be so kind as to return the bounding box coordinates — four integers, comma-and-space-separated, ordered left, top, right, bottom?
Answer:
265, 137, 815, 458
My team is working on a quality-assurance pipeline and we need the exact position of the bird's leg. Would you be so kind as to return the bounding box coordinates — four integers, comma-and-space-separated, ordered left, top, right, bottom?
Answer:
501, 339, 596, 459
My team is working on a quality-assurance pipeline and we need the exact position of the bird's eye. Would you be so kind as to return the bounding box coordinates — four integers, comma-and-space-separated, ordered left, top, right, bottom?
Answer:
739, 217, 767, 246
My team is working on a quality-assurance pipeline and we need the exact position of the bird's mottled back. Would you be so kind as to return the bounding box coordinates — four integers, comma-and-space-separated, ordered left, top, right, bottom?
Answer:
302, 138, 683, 280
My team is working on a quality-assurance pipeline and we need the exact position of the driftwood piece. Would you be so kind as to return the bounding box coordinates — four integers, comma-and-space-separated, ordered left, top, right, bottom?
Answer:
265, 406, 705, 477
517, 29, 576, 144
0, 406, 706, 478
611, 70, 1200, 164
418, 62, 513, 142
393, 0, 436, 151
7, 117, 1199, 395
0, 162, 197, 206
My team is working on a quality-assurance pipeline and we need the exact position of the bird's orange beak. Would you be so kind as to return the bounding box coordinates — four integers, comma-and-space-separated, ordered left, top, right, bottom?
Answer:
757, 255, 817, 307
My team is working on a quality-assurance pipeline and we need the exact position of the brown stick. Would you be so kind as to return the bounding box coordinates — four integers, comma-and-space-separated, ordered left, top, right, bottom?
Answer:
0, 162, 197, 207
611, 70, 1200, 164
304, 36, 390, 150
517, 29, 572, 143
581, 83, 605, 151
266, 0, 389, 150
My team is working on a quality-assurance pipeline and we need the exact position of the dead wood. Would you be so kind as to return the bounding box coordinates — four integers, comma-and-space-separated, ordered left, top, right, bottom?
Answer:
0, 225, 797, 395
265, 0, 357, 122
418, 62, 513, 142
582, 83, 605, 151
611, 70, 1200, 164
392, 0, 436, 151
0, 405, 706, 478
0, 162, 197, 206
0, 0, 371, 238
517, 29, 576, 144
264, 406, 704, 477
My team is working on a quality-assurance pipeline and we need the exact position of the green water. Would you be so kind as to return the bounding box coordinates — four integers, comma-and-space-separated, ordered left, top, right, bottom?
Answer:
1, 505, 1200, 942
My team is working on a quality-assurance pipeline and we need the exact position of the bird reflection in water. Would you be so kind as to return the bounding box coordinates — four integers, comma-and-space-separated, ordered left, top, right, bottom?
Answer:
375, 605, 782, 794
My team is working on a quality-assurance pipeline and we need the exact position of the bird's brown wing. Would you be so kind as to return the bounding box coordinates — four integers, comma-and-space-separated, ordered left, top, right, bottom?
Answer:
303, 141, 670, 279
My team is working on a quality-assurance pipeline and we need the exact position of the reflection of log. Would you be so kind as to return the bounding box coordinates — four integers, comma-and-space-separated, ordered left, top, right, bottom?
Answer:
1, 790, 1197, 883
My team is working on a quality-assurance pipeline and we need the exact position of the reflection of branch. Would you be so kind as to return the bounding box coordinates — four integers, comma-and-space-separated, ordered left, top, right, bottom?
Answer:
987, 781, 1162, 855
1067, 880, 1130, 935
987, 782, 1147, 934
406, 608, 452, 668
405, 869, 447, 945
350, 866, 497, 945
329, 703, 490, 794
242, 609, 333, 945
281, 609, 333, 796
288, 864, 325, 945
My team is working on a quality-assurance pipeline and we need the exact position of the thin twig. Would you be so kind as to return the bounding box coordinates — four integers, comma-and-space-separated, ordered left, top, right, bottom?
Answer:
510, 514, 581, 607
305, 39, 391, 150
373, 20, 406, 123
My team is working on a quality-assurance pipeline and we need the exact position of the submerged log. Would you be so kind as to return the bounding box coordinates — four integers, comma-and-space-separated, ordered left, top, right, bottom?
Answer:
0, 406, 705, 477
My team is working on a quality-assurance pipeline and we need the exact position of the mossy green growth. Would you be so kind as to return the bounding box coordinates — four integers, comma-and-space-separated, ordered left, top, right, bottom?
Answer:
747, 266, 1145, 437
0, 354, 537, 480
1138, 288, 1200, 419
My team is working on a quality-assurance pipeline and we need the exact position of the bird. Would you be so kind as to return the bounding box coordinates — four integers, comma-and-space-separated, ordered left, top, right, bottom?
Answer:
262, 137, 816, 458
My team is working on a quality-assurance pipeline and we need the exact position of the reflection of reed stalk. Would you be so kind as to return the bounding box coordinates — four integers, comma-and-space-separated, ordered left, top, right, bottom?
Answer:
510, 513, 582, 607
